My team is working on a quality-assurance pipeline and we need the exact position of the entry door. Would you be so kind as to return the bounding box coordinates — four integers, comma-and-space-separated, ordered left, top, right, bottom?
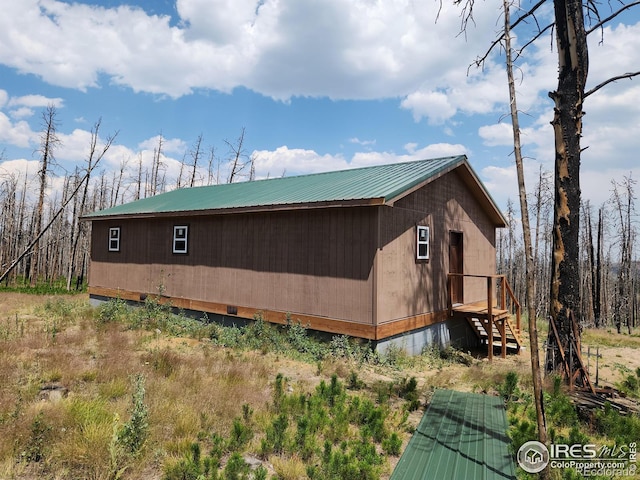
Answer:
449, 231, 464, 304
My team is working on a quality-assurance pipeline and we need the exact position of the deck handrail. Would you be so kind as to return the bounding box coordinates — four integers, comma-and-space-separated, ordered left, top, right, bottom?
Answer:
447, 273, 521, 333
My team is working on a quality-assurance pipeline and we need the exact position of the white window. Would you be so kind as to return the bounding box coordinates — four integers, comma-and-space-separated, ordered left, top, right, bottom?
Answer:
417, 225, 429, 260
109, 227, 120, 252
173, 225, 188, 254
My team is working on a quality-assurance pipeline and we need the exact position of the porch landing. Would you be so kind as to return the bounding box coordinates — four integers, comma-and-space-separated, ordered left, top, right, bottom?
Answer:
448, 274, 524, 359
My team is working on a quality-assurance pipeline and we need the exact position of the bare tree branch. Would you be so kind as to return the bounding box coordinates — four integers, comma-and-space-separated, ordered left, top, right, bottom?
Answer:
514, 23, 554, 61
469, 0, 548, 69
586, 1, 640, 35
585, 71, 640, 97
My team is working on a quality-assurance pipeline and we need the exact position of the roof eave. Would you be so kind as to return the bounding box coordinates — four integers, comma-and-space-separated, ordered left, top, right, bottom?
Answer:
455, 163, 507, 227
80, 196, 387, 221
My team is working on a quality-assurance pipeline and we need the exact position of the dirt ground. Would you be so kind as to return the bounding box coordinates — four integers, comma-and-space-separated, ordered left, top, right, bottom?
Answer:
1, 292, 637, 391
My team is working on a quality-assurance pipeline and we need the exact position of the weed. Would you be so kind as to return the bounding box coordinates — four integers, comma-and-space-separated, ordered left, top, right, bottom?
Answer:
117, 374, 149, 456
397, 376, 421, 411
272, 373, 285, 412
21, 412, 51, 463
142, 348, 180, 378
97, 298, 130, 324
99, 378, 129, 400
347, 370, 365, 390
497, 371, 520, 402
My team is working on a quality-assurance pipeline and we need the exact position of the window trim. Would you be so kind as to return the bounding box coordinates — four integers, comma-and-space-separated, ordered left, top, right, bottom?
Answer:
108, 227, 121, 252
173, 225, 189, 254
416, 225, 429, 261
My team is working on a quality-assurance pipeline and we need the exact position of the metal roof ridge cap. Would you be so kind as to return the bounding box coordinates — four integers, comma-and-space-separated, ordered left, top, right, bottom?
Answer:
385, 155, 466, 204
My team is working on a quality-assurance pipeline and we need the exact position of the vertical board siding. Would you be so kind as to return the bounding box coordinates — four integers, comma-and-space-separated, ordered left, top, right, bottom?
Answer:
90, 207, 378, 324
376, 171, 497, 324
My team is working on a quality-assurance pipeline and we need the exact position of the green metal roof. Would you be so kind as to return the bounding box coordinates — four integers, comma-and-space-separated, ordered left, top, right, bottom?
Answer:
391, 389, 516, 480
84, 156, 504, 223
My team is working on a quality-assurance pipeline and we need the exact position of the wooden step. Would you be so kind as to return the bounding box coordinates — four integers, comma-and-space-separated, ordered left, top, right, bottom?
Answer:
465, 316, 523, 351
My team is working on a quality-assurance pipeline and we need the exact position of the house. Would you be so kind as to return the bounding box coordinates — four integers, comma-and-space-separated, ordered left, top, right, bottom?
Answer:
83, 155, 521, 356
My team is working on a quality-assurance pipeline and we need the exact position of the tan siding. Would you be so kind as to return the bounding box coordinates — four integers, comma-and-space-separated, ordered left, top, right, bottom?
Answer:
376, 171, 497, 324
90, 208, 377, 325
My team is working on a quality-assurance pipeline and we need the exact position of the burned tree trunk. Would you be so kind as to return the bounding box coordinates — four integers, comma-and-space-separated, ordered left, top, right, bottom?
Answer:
545, 0, 589, 373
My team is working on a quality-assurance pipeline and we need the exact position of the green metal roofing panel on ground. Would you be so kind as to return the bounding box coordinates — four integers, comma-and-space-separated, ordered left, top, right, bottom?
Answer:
391, 389, 516, 480
83, 156, 473, 219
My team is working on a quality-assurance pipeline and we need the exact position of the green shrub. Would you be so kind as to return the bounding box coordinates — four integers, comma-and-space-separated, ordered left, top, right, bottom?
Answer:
508, 418, 537, 455
546, 390, 578, 428
347, 371, 365, 390
223, 452, 250, 480
261, 413, 289, 456
382, 432, 403, 456
498, 371, 520, 402
228, 417, 253, 452
397, 376, 421, 411
622, 374, 639, 393
593, 402, 640, 444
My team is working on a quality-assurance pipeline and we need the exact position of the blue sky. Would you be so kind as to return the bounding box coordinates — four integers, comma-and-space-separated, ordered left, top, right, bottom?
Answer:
0, 0, 639, 212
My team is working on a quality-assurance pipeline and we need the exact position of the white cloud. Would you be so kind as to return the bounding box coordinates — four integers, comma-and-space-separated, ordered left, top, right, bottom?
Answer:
250, 141, 468, 180
0, 0, 507, 100
7, 94, 64, 109
9, 107, 35, 119
401, 90, 457, 124
252, 146, 348, 178
0, 112, 37, 148
349, 137, 376, 147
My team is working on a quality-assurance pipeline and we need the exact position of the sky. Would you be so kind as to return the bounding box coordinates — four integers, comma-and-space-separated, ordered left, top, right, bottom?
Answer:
0, 0, 639, 214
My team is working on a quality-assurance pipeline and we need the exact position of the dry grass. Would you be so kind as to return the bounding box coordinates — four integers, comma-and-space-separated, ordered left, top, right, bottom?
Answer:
0, 294, 275, 479
3, 293, 639, 479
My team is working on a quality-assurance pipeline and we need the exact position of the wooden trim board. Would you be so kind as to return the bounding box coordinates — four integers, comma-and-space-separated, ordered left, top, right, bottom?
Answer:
89, 286, 449, 341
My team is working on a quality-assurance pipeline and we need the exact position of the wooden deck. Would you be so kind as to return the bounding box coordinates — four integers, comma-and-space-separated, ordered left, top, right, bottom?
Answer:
448, 274, 523, 359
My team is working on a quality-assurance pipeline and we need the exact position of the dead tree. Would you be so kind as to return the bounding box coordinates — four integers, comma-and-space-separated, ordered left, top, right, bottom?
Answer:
206, 146, 218, 185
610, 176, 636, 333
594, 207, 603, 327
149, 134, 165, 196
226, 128, 250, 183
584, 201, 597, 325
190, 134, 204, 188
30, 105, 61, 286
501, 0, 548, 449
532, 167, 553, 319
65, 120, 116, 290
